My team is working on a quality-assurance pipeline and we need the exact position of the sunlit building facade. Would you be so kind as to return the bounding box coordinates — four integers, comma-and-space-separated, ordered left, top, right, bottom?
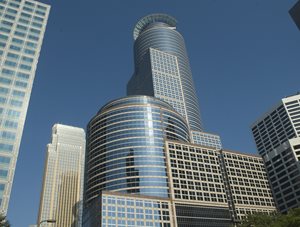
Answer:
127, 14, 203, 133
252, 94, 300, 212
37, 124, 86, 227
219, 149, 276, 221
0, 0, 50, 213
84, 96, 190, 206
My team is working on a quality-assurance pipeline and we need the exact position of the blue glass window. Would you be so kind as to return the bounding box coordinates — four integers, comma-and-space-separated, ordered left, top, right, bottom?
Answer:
0, 87, 9, 94
4, 120, 18, 129
1, 131, 16, 140
19, 64, 31, 71
0, 156, 10, 165
7, 109, 20, 118
7, 53, 19, 59
10, 99, 22, 107
11, 38, 22, 44
0, 143, 13, 152
0, 184, 5, 191
17, 72, 30, 80
15, 81, 27, 88
22, 56, 33, 63
0, 27, 11, 33
18, 18, 29, 24
12, 90, 25, 97
9, 45, 21, 51
4, 60, 17, 67
0, 97, 7, 104
31, 22, 42, 28
20, 12, 31, 18
0, 77, 12, 85
24, 49, 35, 55
0, 34, 8, 41
2, 69, 15, 76
0, 170, 8, 179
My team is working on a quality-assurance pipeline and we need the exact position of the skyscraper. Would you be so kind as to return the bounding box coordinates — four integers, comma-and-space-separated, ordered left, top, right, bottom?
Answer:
83, 13, 276, 227
37, 124, 86, 227
0, 0, 50, 213
126, 14, 223, 149
251, 93, 300, 212
127, 14, 202, 133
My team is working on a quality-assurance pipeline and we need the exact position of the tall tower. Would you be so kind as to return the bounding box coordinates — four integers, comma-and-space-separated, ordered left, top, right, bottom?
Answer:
37, 124, 86, 227
251, 93, 300, 212
0, 0, 50, 212
127, 14, 203, 132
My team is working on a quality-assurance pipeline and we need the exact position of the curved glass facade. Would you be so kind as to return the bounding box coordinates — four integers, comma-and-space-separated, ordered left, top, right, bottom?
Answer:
128, 14, 203, 132
85, 96, 190, 205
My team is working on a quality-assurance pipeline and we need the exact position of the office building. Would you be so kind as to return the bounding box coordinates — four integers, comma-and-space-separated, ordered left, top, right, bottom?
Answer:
0, 0, 50, 213
126, 14, 223, 148
84, 133, 276, 226
37, 124, 85, 227
83, 13, 276, 227
252, 93, 300, 212
84, 96, 232, 226
219, 149, 276, 221
127, 14, 203, 133
289, 0, 300, 30
84, 96, 190, 207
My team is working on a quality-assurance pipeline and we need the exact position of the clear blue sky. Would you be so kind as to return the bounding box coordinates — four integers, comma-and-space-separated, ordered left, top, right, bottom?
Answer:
7, 0, 300, 226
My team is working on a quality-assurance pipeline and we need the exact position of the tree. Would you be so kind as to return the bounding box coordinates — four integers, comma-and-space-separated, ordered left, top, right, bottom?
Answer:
0, 213, 9, 227
236, 211, 280, 227
236, 208, 300, 227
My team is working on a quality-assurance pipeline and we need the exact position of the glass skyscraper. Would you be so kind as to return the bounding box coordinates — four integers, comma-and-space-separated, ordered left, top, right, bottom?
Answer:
83, 14, 276, 227
127, 14, 203, 132
38, 124, 86, 227
0, 0, 50, 213
84, 96, 190, 207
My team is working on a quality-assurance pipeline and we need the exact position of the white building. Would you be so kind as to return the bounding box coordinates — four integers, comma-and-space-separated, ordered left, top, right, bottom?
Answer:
252, 93, 300, 212
0, 0, 50, 213
37, 124, 85, 227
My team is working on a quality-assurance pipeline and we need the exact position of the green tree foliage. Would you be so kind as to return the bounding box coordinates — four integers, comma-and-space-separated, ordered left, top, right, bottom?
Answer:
0, 213, 9, 227
236, 208, 300, 227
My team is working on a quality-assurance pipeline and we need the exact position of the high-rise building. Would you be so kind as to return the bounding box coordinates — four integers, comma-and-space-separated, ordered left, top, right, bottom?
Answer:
84, 123, 276, 226
0, 0, 50, 213
251, 93, 300, 212
84, 96, 190, 206
83, 96, 233, 227
126, 14, 223, 149
289, 0, 300, 30
37, 124, 85, 227
82, 13, 277, 227
127, 14, 203, 133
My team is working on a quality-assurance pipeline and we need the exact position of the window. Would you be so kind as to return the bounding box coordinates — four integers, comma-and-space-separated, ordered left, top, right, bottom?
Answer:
4, 120, 18, 129
0, 156, 10, 165
10, 99, 23, 107
0, 143, 13, 152
1, 131, 16, 140
0, 77, 12, 85
0, 87, 9, 94
0, 170, 8, 179
12, 90, 25, 97
2, 69, 15, 76
15, 81, 27, 88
